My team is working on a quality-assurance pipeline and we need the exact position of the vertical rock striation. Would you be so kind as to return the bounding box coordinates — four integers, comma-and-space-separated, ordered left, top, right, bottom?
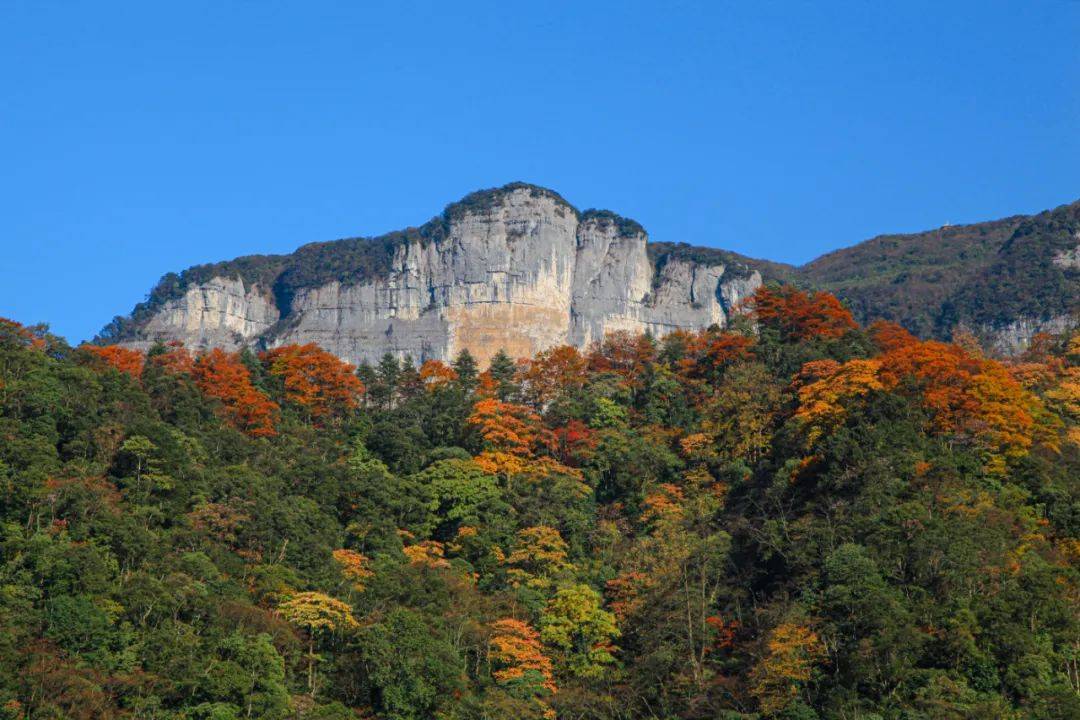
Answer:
127, 277, 279, 351
105, 184, 765, 366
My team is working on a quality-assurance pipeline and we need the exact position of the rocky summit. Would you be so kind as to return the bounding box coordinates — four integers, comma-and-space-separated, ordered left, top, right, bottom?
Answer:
100, 184, 767, 366
101, 183, 1079, 363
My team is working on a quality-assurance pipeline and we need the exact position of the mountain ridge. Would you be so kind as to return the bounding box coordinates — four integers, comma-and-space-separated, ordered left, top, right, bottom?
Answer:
101, 183, 1079, 361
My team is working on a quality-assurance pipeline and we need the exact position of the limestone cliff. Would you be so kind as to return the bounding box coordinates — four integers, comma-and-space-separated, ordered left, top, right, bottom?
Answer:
103, 184, 767, 366
131, 277, 279, 350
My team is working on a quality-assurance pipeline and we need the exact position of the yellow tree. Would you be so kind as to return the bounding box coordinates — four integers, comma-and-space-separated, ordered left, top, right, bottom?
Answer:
402, 538, 452, 569
697, 362, 781, 465
539, 584, 620, 679
278, 591, 357, 696
793, 358, 886, 445
1044, 333, 1080, 446
332, 548, 373, 595
611, 474, 729, 692
748, 622, 824, 716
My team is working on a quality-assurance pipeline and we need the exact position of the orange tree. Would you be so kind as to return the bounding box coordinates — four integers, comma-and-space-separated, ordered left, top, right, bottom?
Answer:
80, 344, 145, 379
193, 348, 278, 437
751, 285, 857, 342
489, 618, 556, 695
262, 343, 363, 420
468, 398, 553, 457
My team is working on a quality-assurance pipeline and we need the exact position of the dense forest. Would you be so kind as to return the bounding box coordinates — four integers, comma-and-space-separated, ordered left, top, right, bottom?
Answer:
1, 285, 1078, 719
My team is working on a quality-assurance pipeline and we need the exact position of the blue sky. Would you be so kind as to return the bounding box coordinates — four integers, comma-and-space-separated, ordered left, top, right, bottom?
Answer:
2, 1, 1078, 343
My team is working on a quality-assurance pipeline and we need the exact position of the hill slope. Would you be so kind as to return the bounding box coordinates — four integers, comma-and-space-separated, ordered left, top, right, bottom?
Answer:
797, 199, 1080, 350
5, 300, 1079, 718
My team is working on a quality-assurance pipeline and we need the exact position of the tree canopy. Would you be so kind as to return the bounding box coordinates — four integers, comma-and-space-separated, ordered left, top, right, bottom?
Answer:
1, 290, 1078, 719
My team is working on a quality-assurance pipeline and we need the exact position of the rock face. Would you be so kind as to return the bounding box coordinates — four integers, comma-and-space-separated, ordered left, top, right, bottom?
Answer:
986, 314, 1077, 356
107, 183, 1078, 361
107, 185, 764, 366
130, 277, 279, 351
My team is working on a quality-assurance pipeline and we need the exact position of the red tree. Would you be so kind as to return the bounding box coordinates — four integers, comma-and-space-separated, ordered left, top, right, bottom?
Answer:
518, 345, 587, 407
81, 344, 145, 378
193, 348, 278, 437
587, 331, 656, 387
148, 341, 195, 375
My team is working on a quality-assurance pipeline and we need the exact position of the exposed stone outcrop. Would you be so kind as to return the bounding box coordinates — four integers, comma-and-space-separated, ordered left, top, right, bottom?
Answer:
1052, 233, 1080, 270
107, 185, 763, 366
126, 277, 279, 351
568, 215, 756, 348
984, 314, 1078, 356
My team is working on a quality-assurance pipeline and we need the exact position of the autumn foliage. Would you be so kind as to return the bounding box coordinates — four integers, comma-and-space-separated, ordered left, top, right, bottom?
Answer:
3, 287, 1078, 720
504, 525, 572, 589
263, 343, 364, 419
81, 344, 145, 378
791, 327, 1053, 459
586, 331, 657, 387
332, 548, 374, 592
0, 317, 46, 350
751, 285, 857, 341
489, 618, 556, 694
877, 337, 1046, 455
793, 358, 887, 443
748, 622, 824, 715
193, 348, 279, 437
518, 345, 587, 407
148, 341, 195, 375
402, 538, 452, 568
418, 359, 459, 389
468, 398, 553, 456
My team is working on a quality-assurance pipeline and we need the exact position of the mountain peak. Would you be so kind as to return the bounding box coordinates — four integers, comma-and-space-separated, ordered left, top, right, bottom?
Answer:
99, 184, 763, 365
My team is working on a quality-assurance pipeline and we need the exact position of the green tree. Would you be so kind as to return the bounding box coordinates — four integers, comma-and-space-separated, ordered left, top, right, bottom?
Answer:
540, 584, 620, 679
357, 608, 464, 720
412, 458, 507, 540
487, 349, 518, 401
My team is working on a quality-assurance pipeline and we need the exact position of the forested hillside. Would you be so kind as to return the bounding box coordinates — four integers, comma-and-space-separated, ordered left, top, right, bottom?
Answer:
797, 217, 1022, 338
798, 199, 1080, 345
2, 286, 1078, 719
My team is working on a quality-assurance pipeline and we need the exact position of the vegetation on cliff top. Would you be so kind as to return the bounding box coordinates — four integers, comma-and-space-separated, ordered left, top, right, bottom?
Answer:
99, 186, 1079, 347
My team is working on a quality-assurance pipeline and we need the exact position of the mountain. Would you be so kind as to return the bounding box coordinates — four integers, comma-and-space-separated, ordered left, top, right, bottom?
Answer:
798, 199, 1080, 352
99, 184, 775, 367
101, 183, 1079, 362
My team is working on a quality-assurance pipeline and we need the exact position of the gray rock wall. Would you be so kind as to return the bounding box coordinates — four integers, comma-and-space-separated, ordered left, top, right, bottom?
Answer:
117, 187, 761, 366
126, 276, 279, 351
985, 314, 1078, 355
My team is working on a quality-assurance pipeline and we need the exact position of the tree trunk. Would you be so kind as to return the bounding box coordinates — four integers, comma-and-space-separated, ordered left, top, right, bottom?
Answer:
308, 635, 316, 697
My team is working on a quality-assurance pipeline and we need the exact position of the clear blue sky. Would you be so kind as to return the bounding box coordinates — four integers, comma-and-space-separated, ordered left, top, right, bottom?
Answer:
3, 1, 1078, 343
